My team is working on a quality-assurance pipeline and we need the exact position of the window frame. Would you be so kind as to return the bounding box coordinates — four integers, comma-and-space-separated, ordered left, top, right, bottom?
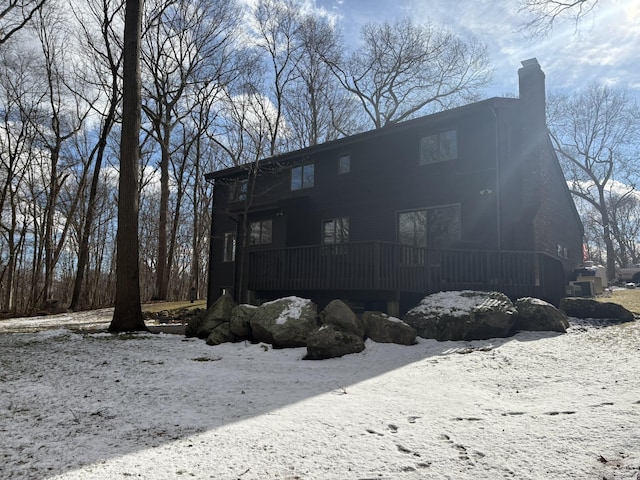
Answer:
419, 129, 458, 165
338, 154, 351, 174
557, 243, 569, 259
249, 218, 273, 245
229, 178, 248, 202
322, 217, 350, 245
223, 232, 236, 262
397, 203, 461, 249
291, 163, 315, 191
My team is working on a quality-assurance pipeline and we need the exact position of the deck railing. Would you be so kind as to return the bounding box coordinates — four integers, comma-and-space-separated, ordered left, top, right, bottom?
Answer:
247, 242, 565, 303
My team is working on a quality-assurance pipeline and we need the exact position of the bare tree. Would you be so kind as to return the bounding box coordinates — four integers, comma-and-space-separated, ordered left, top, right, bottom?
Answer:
284, 14, 355, 147
0, 49, 40, 311
249, 0, 302, 156
520, 0, 599, 35
141, 0, 241, 300
323, 18, 492, 129
608, 191, 640, 268
27, 3, 93, 306
69, 0, 124, 311
0, 0, 47, 45
548, 83, 640, 280
110, 0, 147, 332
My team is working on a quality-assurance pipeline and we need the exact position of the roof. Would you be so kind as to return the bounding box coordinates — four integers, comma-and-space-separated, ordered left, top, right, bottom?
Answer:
204, 96, 519, 181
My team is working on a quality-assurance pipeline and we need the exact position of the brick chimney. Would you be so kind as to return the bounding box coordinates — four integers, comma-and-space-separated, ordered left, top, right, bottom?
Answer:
515, 58, 547, 252
518, 58, 546, 128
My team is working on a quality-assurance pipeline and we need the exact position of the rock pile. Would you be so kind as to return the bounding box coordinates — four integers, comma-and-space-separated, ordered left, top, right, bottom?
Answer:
185, 291, 636, 359
185, 295, 416, 360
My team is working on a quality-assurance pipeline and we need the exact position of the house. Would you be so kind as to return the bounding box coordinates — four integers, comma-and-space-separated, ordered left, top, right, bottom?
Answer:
205, 59, 584, 315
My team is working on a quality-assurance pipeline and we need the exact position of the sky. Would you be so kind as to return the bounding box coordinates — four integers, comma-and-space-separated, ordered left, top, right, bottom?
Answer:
1, 305, 639, 479
310, 0, 640, 99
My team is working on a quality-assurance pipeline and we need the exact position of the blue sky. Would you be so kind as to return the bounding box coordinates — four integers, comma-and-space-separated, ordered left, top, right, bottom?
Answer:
311, 0, 640, 99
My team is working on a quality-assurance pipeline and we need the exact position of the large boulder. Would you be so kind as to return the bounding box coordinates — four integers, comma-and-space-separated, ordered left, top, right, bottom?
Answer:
513, 297, 569, 333
319, 300, 364, 337
206, 322, 236, 346
250, 296, 318, 348
185, 294, 237, 339
305, 324, 365, 360
362, 311, 416, 345
230, 304, 257, 339
559, 297, 635, 322
403, 290, 517, 341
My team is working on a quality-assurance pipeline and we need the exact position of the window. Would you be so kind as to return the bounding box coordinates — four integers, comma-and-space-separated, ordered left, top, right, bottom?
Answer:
398, 205, 461, 249
250, 219, 272, 245
322, 217, 350, 244
557, 244, 568, 259
291, 164, 314, 190
399, 210, 427, 248
223, 232, 236, 262
420, 130, 458, 165
230, 179, 247, 201
338, 154, 351, 174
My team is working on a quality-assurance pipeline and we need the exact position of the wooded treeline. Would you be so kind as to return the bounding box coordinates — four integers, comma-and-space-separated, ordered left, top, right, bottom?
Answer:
0, 0, 492, 313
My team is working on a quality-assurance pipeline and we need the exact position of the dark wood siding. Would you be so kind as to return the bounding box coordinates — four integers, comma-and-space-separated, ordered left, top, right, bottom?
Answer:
206, 97, 582, 308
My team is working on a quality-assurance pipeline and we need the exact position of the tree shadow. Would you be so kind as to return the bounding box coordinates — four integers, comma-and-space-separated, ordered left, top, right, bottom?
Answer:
0, 313, 615, 479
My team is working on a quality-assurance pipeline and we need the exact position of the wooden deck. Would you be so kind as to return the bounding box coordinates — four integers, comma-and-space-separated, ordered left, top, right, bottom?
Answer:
247, 242, 566, 304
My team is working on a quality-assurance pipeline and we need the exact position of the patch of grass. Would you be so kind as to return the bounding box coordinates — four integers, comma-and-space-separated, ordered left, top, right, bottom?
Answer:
595, 289, 640, 314
142, 300, 207, 314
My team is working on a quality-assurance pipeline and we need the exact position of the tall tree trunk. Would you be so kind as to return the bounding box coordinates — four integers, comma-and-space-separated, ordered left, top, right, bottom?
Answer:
42, 151, 58, 303
155, 121, 170, 300
191, 140, 201, 299
69, 145, 105, 310
598, 187, 617, 281
110, 0, 147, 332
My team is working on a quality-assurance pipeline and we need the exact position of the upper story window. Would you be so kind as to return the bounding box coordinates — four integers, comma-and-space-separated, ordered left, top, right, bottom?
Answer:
230, 178, 248, 201
338, 154, 351, 174
223, 232, 236, 262
420, 130, 458, 165
322, 217, 350, 244
250, 219, 272, 245
291, 163, 314, 190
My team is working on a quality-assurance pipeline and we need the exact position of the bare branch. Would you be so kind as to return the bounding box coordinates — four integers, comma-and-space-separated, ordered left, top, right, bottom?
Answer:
0, 0, 47, 45
520, 0, 599, 37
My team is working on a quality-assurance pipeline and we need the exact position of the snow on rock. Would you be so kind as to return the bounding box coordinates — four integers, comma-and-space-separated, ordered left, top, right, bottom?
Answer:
263, 296, 313, 325
403, 290, 516, 341
250, 296, 318, 347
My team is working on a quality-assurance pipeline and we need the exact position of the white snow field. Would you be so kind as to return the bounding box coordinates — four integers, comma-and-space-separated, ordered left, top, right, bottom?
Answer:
1, 310, 639, 480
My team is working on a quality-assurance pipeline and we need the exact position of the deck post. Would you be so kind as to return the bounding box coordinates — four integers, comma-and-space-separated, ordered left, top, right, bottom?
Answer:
386, 291, 400, 317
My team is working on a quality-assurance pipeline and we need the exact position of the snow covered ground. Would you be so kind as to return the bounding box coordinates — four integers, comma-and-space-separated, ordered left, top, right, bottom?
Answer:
1, 311, 639, 480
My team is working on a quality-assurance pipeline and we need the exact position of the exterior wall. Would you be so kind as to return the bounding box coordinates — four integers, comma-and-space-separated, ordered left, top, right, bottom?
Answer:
532, 140, 584, 273
208, 182, 239, 300
206, 93, 583, 306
